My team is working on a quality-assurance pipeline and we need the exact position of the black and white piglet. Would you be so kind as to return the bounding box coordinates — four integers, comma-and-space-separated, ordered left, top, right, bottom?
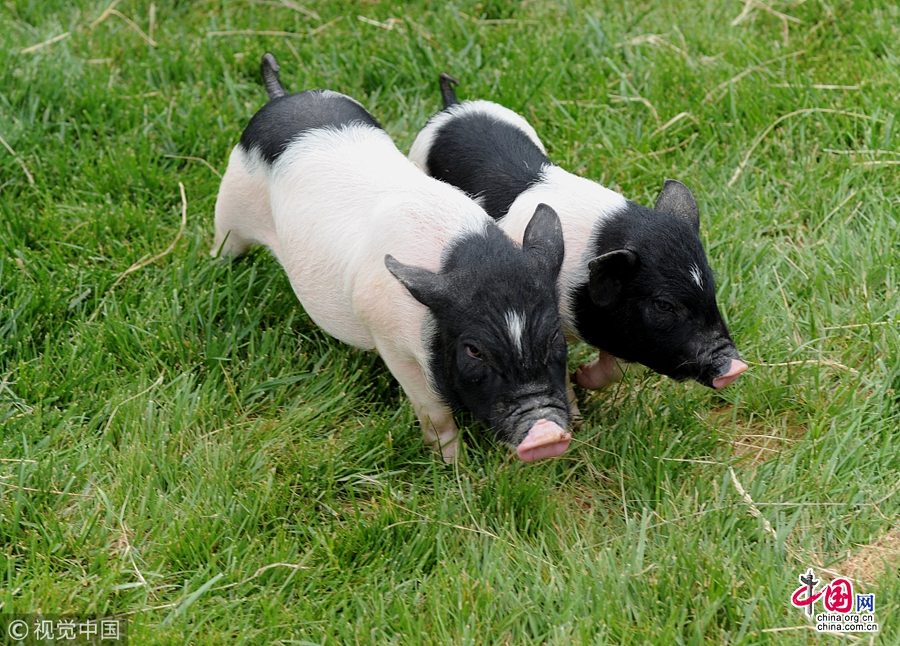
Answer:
213, 55, 572, 462
409, 75, 746, 394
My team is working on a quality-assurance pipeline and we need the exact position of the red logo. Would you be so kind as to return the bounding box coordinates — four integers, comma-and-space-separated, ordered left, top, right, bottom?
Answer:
791, 584, 823, 608
790, 569, 854, 615
824, 578, 853, 613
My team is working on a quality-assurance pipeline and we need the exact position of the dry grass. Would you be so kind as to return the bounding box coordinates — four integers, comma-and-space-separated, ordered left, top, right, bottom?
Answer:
835, 527, 900, 584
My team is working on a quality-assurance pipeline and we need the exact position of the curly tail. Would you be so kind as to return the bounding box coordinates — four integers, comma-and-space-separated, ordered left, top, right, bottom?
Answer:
262, 52, 287, 100
439, 72, 460, 109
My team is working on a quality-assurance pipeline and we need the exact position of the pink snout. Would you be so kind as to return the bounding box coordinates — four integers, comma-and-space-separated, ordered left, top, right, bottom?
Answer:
712, 359, 748, 389
516, 419, 571, 462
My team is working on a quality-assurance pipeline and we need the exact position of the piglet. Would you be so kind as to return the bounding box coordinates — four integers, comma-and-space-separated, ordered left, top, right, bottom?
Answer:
213, 55, 572, 462
409, 74, 747, 395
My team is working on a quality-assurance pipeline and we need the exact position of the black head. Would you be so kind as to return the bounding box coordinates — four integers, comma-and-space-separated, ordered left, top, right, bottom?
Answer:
386, 204, 572, 450
575, 180, 746, 389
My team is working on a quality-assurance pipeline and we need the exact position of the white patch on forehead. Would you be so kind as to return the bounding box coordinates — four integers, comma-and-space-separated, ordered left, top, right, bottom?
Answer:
506, 310, 525, 354
689, 264, 703, 289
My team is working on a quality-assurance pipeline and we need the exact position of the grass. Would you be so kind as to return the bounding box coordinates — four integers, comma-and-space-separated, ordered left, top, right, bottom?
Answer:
1, 0, 899, 643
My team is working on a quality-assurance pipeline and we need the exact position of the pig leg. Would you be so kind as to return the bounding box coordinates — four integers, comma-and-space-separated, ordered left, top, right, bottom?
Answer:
414, 403, 459, 462
212, 147, 280, 258
574, 351, 624, 390
376, 350, 459, 461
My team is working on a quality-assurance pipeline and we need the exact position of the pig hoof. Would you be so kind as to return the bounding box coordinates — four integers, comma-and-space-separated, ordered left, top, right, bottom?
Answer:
435, 437, 459, 463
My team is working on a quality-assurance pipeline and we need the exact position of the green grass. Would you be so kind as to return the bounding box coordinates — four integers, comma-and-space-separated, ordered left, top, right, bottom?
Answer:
1, 0, 899, 643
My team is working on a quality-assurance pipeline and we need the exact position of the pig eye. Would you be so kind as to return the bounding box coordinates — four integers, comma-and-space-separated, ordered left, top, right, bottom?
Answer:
654, 299, 675, 313
465, 344, 482, 359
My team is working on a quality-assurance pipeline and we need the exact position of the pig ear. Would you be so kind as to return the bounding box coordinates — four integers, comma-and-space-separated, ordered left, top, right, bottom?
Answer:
588, 250, 639, 307
385, 255, 448, 309
523, 203, 565, 280
654, 179, 700, 233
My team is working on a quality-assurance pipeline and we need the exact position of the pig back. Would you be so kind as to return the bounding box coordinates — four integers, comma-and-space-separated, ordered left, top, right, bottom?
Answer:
266, 124, 487, 355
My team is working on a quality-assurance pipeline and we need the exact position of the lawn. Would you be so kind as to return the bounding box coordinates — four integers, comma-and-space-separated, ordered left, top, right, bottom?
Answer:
1, 0, 899, 643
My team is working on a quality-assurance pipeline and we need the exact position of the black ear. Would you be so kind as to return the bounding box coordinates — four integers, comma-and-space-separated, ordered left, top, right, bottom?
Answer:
385, 255, 448, 310
654, 179, 700, 233
522, 203, 565, 280
588, 250, 639, 307
439, 72, 460, 109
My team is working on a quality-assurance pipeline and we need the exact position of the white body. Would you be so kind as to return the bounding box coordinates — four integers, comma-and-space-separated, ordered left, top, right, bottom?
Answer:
497, 165, 627, 337
213, 124, 487, 458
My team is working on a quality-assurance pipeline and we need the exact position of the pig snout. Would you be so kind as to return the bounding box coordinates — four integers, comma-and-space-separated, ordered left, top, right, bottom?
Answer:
689, 336, 747, 389
517, 419, 571, 462
498, 396, 571, 462
712, 358, 748, 389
